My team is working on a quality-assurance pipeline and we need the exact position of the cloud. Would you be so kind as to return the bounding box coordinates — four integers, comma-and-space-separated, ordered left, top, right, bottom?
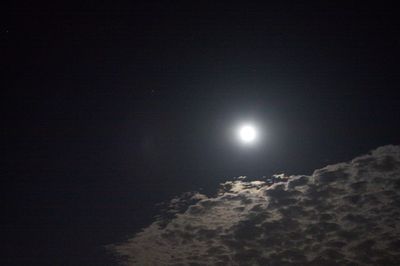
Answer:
107, 145, 400, 265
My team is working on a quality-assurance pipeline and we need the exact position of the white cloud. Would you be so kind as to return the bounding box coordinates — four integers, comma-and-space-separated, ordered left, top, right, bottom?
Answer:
107, 145, 400, 265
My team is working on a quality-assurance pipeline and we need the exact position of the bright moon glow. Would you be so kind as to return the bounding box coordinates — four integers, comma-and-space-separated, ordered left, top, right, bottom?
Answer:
239, 125, 257, 143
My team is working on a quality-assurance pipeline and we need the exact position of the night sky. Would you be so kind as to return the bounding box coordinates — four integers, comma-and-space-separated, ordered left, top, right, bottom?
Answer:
3, 2, 400, 265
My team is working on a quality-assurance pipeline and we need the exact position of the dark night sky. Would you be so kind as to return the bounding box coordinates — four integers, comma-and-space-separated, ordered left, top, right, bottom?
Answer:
2, 2, 400, 265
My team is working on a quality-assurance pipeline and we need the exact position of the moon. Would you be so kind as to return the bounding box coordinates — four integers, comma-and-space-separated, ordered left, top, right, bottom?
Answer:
238, 125, 257, 143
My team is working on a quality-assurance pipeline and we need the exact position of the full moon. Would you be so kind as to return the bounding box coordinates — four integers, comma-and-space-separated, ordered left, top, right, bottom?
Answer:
239, 125, 257, 143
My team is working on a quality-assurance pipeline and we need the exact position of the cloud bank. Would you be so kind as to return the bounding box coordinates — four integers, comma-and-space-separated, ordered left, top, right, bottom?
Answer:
108, 145, 400, 265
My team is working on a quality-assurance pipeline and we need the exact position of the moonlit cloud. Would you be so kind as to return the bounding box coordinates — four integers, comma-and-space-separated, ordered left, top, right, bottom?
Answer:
107, 145, 400, 265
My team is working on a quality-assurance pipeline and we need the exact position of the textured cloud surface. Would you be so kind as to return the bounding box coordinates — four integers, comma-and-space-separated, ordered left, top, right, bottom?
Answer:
108, 145, 400, 265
